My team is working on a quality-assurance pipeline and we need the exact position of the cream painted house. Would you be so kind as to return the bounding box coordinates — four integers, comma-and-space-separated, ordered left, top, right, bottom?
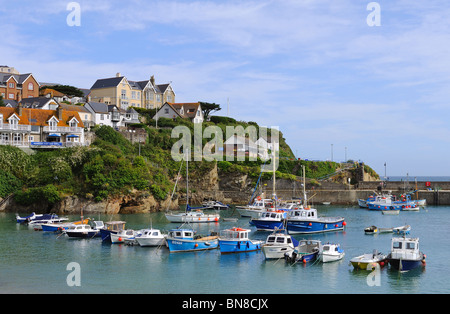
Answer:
89, 73, 175, 110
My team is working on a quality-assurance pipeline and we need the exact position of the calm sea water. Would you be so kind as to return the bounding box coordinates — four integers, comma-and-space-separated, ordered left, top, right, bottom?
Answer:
1, 205, 449, 295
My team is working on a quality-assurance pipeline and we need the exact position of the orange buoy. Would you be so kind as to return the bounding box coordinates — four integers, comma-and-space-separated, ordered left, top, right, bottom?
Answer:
118, 237, 122, 242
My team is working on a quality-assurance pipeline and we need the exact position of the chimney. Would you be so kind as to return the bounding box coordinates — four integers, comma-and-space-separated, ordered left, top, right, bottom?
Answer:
116, 72, 121, 77
17, 101, 23, 116
150, 75, 155, 86
57, 106, 63, 120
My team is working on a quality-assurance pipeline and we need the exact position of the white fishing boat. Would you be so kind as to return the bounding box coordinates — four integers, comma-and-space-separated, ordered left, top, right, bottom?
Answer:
387, 237, 426, 271
262, 230, 297, 260
65, 224, 99, 238
320, 243, 345, 263
135, 228, 166, 247
235, 197, 275, 218
110, 229, 137, 244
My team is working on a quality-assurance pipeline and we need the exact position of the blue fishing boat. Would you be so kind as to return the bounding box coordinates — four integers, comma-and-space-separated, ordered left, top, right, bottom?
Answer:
388, 237, 426, 271
218, 227, 263, 254
284, 239, 322, 264
166, 226, 219, 253
99, 221, 126, 242
285, 207, 346, 234
250, 211, 286, 231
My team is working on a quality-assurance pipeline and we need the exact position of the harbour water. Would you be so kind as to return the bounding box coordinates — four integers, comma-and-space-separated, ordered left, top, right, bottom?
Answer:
1, 205, 449, 295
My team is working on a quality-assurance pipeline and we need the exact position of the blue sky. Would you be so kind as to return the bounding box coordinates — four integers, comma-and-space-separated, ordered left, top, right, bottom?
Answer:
1, 0, 450, 176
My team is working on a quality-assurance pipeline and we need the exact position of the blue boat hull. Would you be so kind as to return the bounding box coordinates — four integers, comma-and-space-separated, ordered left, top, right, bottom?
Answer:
41, 224, 69, 232
100, 229, 117, 242
285, 251, 318, 263
388, 257, 425, 271
219, 240, 262, 254
287, 219, 345, 234
250, 220, 284, 231
166, 238, 219, 252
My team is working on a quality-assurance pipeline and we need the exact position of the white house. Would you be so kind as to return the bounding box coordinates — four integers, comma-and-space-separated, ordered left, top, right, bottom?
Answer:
153, 102, 204, 123
224, 135, 258, 159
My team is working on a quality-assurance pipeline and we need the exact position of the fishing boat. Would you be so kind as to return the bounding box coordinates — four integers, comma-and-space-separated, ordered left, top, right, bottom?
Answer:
110, 229, 137, 244
41, 218, 89, 232
262, 230, 297, 260
99, 221, 126, 242
284, 239, 322, 264
165, 153, 220, 223
28, 215, 69, 231
218, 227, 263, 254
364, 225, 393, 234
368, 193, 419, 212
250, 210, 286, 231
393, 225, 411, 235
165, 226, 219, 253
285, 165, 346, 234
320, 243, 345, 263
135, 228, 166, 247
387, 237, 426, 271
65, 224, 100, 238
286, 207, 346, 234
349, 250, 388, 270
235, 197, 275, 218
202, 200, 230, 210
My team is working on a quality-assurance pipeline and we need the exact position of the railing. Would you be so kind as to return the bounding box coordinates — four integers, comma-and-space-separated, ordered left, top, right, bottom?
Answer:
43, 126, 83, 133
0, 140, 85, 148
0, 124, 31, 131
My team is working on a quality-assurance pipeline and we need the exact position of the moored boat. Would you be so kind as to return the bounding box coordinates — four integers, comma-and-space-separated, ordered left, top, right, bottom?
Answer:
165, 226, 219, 253
387, 237, 426, 271
250, 210, 286, 231
284, 239, 321, 264
202, 200, 230, 210
135, 228, 166, 247
41, 218, 89, 232
364, 225, 393, 234
320, 243, 345, 263
99, 221, 126, 242
218, 227, 263, 254
262, 230, 297, 260
286, 207, 346, 234
165, 205, 220, 223
393, 225, 411, 235
110, 229, 137, 244
350, 250, 388, 270
65, 224, 100, 238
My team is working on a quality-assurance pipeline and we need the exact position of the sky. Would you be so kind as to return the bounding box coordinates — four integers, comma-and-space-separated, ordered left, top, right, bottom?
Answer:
1, 0, 450, 177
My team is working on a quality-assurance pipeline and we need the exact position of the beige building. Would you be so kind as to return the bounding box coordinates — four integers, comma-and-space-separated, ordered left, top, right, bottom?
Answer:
89, 73, 175, 110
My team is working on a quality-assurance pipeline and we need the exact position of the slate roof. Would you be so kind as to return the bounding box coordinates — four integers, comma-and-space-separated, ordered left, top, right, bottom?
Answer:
19, 97, 58, 109
90, 76, 124, 89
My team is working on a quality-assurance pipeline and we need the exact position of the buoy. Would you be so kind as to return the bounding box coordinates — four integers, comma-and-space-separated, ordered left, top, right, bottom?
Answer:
195, 243, 198, 247
215, 217, 219, 222
309, 223, 312, 226
118, 237, 122, 242
302, 259, 306, 264
380, 261, 384, 267
343, 221, 347, 226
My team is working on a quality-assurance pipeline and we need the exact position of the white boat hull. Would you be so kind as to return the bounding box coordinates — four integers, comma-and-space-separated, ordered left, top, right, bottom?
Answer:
321, 252, 345, 263
262, 245, 294, 259
136, 236, 166, 247
165, 212, 220, 223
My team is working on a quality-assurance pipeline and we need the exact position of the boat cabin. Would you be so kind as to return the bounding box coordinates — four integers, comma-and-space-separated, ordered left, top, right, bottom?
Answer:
141, 229, 162, 237
288, 208, 317, 220
220, 228, 250, 240
258, 211, 285, 220
266, 233, 293, 246
104, 221, 126, 232
390, 237, 421, 260
168, 229, 194, 240
93, 221, 104, 230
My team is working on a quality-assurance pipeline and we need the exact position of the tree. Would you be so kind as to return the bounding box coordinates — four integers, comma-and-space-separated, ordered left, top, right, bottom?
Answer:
199, 102, 221, 121
40, 84, 84, 97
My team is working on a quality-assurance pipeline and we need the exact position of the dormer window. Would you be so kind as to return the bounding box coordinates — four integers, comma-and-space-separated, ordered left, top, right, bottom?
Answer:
49, 120, 57, 131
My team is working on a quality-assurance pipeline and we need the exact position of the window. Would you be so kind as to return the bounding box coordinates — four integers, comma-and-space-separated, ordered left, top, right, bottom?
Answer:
393, 242, 402, 249
28, 83, 34, 90
49, 119, 57, 131
70, 120, 77, 128
9, 82, 14, 88
100, 114, 104, 120
131, 91, 136, 99
13, 133, 22, 144
121, 89, 126, 98
167, 94, 172, 102
10, 118, 18, 130
164, 108, 169, 114
9, 93, 14, 99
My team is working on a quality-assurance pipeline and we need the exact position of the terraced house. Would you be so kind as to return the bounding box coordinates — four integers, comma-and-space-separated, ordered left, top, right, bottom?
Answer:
89, 73, 175, 110
0, 104, 85, 148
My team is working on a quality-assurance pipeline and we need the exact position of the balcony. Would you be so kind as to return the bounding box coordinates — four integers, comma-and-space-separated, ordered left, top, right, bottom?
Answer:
43, 126, 83, 133
0, 124, 31, 132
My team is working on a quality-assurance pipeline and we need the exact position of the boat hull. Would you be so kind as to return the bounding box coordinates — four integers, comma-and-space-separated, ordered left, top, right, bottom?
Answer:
165, 213, 220, 223
262, 245, 294, 259
388, 253, 425, 271
219, 240, 263, 254
250, 219, 284, 231
286, 218, 345, 234
100, 229, 117, 242
66, 231, 99, 238
166, 237, 219, 252
136, 237, 166, 247
321, 252, 345, 263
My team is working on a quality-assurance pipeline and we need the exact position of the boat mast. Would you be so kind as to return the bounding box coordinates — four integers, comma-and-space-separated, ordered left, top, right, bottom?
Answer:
186, 149, 189, 211
302, 165, 307, 207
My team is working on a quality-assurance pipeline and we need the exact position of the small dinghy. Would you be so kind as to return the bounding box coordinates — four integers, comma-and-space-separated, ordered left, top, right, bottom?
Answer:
364, 225, 393, 234
350, 250, 388, 270
393, 225, 411, 235
320, 243, 345, 263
